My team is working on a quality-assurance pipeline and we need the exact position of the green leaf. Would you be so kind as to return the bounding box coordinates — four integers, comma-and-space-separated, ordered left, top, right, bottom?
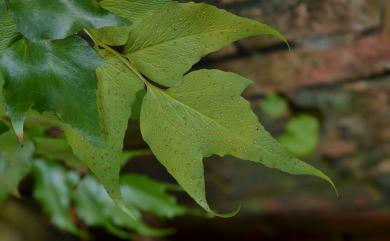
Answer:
8, 0, 125, 41
0, 73, 6, 118
0, 0, 6, 15
124, 1, 287, 87
0, 7, 18, 55
74, 176, 171, 238
0, 188, 7, 205
92, 0, 170, 46
32, 160, 79, 234
90, 26, 133, 46
279, 115, 320, 157
121, 174, 186, 219
0, 130, 34, 196
261, 92, 288, 118
1, 36, 104, 145
65, 50, 144, 216
34, 137, 80, 166
101, 0, 170, 24
120, 149, 151, 166
141, 69, 334, 214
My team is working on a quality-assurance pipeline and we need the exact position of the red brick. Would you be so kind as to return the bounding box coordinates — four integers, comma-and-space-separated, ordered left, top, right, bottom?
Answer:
215, 34, 390, 95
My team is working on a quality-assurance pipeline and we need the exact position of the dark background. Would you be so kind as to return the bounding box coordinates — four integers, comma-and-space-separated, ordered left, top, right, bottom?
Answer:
1, 0, 389, 241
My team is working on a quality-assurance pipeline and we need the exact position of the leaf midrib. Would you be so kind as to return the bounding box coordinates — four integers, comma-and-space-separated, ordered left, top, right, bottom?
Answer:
126, 28, 236, 56
150, 87, 284, 160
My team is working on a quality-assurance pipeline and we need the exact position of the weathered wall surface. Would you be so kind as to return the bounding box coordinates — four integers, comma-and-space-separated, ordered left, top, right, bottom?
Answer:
167, 1, 390, 240
192, 0, 390, 212
123, 1, 390, 240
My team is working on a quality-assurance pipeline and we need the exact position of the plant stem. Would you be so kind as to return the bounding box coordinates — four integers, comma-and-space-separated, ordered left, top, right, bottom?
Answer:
83, 28, 153, 88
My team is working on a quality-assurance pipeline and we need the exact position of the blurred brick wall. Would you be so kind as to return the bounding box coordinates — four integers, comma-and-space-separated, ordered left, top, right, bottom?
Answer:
122, 1, 390, 239
127, 0, 390, 217
193, 0, 390, 213
200, 0, 388, 92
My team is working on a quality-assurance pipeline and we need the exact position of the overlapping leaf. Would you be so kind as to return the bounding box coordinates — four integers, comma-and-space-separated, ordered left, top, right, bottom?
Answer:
32, 160, 182, 238
93, 0, 170, 46
124, 1, 287, 87
141, 70, 334, 214
1, 36, 104, 144
0, 0, 334, 220
0, 131, 34, 196
8, 0, 125, 41
65, 50, 144, 214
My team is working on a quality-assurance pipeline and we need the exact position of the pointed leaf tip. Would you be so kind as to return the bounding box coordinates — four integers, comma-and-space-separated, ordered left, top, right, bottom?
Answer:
299, 158, 337, 196
321, 172, 338, 197
2, 36, 103, 146
210, 205, 241, 218
9, 115, 25, 145
16, 132, 24, 145
116, 199, 138, 221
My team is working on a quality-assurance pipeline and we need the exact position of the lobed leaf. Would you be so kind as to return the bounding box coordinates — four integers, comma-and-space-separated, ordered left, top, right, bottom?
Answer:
141, 69, 334, 214
8, 0, 125, 41
65, 50, 144, 216
0, 36, 103, 145
124, 1, 287, 87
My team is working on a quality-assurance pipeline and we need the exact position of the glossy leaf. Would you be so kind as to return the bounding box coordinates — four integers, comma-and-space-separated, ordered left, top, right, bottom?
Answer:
1, 36, 104, 145
0, 131, 34, 196
279, 115, 320, 157
8, 0, 125, 41
125, 1, 287, 87
32, 160, 79, 234
65, 50, 144, 215
0, 7, 18, 55
141, 69, 334, 214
